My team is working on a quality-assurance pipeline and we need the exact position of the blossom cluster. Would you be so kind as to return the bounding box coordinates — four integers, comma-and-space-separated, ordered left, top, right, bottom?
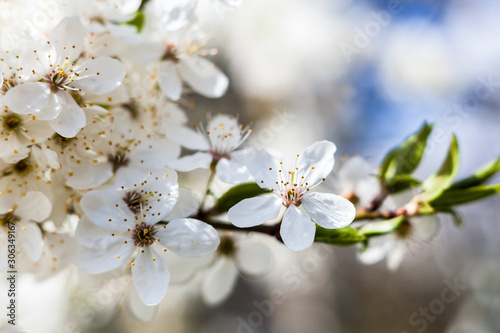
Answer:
1, 1, 499, 328
0, 0, 357, 313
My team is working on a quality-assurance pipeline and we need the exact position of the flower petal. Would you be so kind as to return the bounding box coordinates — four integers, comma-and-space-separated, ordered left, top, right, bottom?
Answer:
48, 92, 86, 138
235, 241, 273, 276
297, 141, 337, 185
73, 57, 126, 94
78, 238, 134, 274
132, 247, 170, 306
4, 82, 50, 114
35, 92, 62, 120
80, 190, 135, 231
157, 218, 220, 257
126, 286, 159, 322
75, 216, 114, 249
158, 61, 182, 101
202, 258, 238, 306
18, 220, 43, 262
228, 196, 282, 228
63, 162, 113, 190
280, 205, 316, 252
216, 157, 249, 184
387, 242, 407, 271
17, 191, 52, 222
301, 192, 355, 229
128, 138, 180, 169
169, 152, 212, 172
178, 55, 228, 98
413, 215, 438, 241
166, 187, 199, 220
49, 17, 84, 62
233, 147, 281, 190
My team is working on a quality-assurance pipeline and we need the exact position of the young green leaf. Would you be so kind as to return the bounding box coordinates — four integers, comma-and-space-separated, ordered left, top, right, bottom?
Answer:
430, 184, 500, 208
314, 226, 366, 246
216, 183, 270, 213
419, 135, 460, 202
125, 10, 145, 32
379, 122, 433, 181
436, 208, 464, 227
450, 157, 500, 190
359, 216, 406, 237
385, 174, 422, 193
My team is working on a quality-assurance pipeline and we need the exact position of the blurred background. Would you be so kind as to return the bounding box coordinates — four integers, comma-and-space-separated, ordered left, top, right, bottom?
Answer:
14, 0, 500, 332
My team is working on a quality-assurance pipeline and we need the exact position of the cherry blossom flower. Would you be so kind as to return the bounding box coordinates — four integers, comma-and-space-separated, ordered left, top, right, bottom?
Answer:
171, 113, 252, 184
76, 171, 220, 305
4, 17, 126, 138
228, 141, 356, 251
0, 191, 52, 263
201, 233, 273, 305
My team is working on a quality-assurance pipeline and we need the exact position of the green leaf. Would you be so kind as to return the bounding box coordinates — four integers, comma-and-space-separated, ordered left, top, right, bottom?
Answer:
125, 11, 145, 32
420, 135, 460, 202
215, 183, 270, 212
385, 174, 421, 193
314, 226, 366, 246
450, 157, 500, 190
359, 216, 406, 237
430, 184, 500, 208
379, 122, 433, 181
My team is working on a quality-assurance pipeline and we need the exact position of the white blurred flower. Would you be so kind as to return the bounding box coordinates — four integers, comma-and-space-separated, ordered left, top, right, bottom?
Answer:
171, 113, 252, 184
228, 141, 356, 251
201, 233, 272, 305
0, 191, 52, 263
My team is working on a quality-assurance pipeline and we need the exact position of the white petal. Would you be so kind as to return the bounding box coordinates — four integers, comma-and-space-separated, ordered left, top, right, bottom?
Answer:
338, 155, 371, 191
235, 242, 273, 276
413, 215, 438, 241
48, 92, 86, 138
63, 162, 113, 190
4, 82, 50, 114
17, 191, 52, 222
356, 235, 392, 265
228, 196, 282, 228
216, 157, 249, 184
18, 220, 43, 262
128, 138, 180, 169
202, 258, 238, 306
132, 247, 170, 306
233, 147, 281, 190
22, 118, 54, 143
301, 192, 355, 229
297, 141, 337, 185
178, 55, 229, 98
80, 190, 135, 231
49, 17, 84, 62
72, 57, 126, 94
169, 152, 212, 172
158, 61, 182, 101
164, 123, 209, 151
280, 205, 316, 252
387, 243, 407, 271
75, 216, 113, 249
126, 286, 159, 322
157, 218, 220, 257
166, 187, 199, 220
211, 0, 243, 8
78, 238, 134, 274
35, 92, 62, 120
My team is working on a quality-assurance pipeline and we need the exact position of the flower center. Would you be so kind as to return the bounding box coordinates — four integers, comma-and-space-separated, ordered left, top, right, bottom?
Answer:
282, 186, 302, 207
132, 222, 157, 247
108, 150, 130, 173
162, 43, 180, 63
217, 235, 236, 257
395, 219, 412, 239
123, 191, 143, 215
3, 113, 22, 132
0, 211, 18, 227
13, 158, 33, 176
